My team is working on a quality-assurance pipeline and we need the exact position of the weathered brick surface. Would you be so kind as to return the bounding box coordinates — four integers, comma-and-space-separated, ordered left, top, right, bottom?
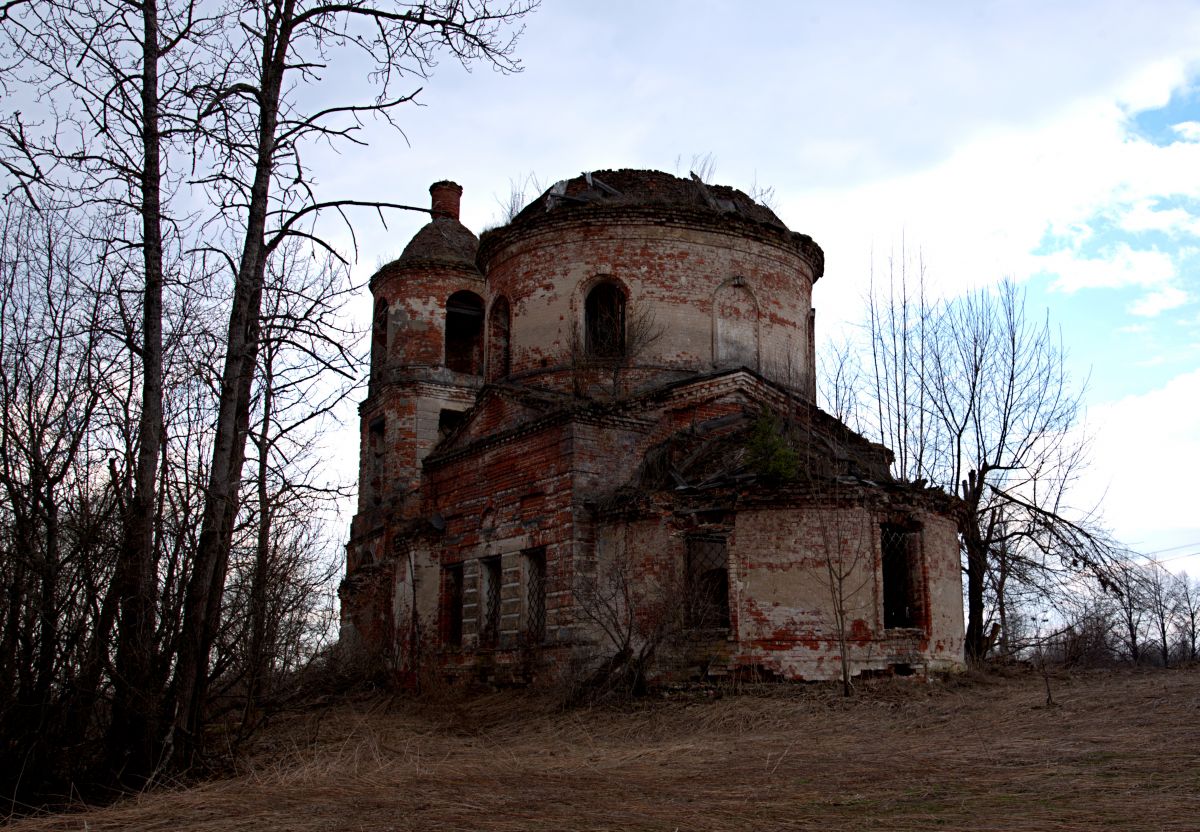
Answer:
343, 171, 965, 684
481, 213, 817, 396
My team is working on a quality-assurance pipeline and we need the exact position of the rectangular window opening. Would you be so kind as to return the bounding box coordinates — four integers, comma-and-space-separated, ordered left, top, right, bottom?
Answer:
881, 524, 922, 629
445, 292, 484, 375
482, 556, 502, 647
438, 408, 467, 441
524, 547, 547, 644
686, 536, 730, 630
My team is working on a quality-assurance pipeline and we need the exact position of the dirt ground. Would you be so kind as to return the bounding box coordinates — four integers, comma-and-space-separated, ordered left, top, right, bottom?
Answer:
10, 666, 1200, 831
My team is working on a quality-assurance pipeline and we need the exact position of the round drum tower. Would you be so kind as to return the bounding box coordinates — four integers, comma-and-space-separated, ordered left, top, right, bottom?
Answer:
477, 170, 825, 399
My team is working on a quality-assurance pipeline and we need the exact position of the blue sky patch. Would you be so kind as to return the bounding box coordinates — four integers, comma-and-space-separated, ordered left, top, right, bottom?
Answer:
1128, 81, 1200, 146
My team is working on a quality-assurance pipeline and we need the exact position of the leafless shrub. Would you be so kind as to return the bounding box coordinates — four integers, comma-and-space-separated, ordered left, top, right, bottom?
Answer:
569, 530, 686, 703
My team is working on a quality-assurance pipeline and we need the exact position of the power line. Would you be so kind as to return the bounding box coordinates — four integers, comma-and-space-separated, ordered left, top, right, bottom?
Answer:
1151, 550, 1200, 565
1134, 540, 1200, 557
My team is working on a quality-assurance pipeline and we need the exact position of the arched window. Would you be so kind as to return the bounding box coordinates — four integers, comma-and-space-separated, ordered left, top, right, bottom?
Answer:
585, 281, 626, 359
487, 296, 511, 381
445, 290, 484, 375
713, 278, 759, 370
371, 297, 388, 374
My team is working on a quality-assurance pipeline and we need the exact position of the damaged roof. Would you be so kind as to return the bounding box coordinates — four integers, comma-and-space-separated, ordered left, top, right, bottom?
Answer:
390, 217, 479, 271
479, 169, 824, 277
510, 169, 788, 229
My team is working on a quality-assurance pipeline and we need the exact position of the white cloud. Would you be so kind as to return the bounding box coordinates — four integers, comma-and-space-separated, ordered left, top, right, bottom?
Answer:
1077, 368, 1200, 549
1130, 285, 1190, 316
779, 54, 1200, 325
1029, 244, 1177, 293
1118, 199, 1200, 236
1173, 120, 1200, 141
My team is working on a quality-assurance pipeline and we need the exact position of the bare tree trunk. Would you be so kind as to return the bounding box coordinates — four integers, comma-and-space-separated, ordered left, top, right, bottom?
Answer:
242, 335, 276, 733
108, 0, 166, 783
959, 470, 988, 661
172, 7, 285, 760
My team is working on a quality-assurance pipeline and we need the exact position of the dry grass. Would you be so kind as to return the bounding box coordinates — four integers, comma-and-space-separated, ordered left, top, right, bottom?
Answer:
11, 666, 1200, 831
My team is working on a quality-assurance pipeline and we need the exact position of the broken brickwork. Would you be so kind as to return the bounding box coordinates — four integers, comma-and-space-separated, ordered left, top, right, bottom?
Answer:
341, 170, 966, 686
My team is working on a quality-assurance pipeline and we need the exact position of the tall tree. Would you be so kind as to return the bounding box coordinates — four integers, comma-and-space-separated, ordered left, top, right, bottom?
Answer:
1142, 561, 1180, 668
0, 199, 118, 804
1177, 574, 1199, 663
0, 0, 217, 780
171, 0, 535, 765
837, 253, 1115, 661
2, 0, 537, 788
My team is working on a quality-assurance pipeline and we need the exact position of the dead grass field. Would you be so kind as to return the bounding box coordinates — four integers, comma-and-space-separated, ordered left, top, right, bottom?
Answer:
10, 666, 1200, 831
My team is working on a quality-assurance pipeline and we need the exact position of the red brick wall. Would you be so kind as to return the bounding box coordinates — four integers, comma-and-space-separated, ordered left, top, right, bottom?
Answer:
372, 265, 484, 369
481, 210, 817, 397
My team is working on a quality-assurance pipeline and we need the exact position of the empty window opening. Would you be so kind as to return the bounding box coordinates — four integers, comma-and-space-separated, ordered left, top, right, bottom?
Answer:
881, 524, 923, 629
371, 298, 388, 375
524, 547, 547, 644
445, 290, 484, 374
487, 296, 511, 381
367, 418, 385, 505
443, 563, 464, 648
438, 408, 467, 441
482, 556, 502, 647
686, 536, 730, 630
585, 281, 626, 359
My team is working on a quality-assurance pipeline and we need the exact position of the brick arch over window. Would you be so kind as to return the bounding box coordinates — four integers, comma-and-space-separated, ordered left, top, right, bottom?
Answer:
712, 277, 759, 371
585, 280, 626, 359
445, 290, 484, 375
487, 295, 511, 381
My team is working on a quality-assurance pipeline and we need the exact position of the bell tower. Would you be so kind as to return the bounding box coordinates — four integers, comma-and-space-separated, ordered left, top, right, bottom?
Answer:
347, 181, 485, 572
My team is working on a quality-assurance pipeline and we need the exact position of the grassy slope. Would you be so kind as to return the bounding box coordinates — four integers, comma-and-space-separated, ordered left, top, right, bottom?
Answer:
10, 667, 1200, 831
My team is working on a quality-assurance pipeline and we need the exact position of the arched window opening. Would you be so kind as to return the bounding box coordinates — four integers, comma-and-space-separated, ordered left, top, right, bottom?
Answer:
714, 278, 759, 370
487, 296, 511, 381
585, 281, 626, 359
371, 298, 388, 374
445, 290, 484, 375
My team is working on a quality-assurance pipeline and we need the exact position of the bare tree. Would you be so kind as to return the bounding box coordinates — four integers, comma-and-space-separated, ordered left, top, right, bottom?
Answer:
817, 499, 873, 697
568, 301, 665, 398
491, 171, 544, 226
1, 0, 538, 793
221, 242, 355, 736
817, 337, 864, 430
0, 0, 219, 779
1051, 585, 1119, 667
0, 199, 120, 806
573, 525, 688, 701
172, 1, 535, 764
1177, 574, 1199, 663
1142, 561, 1181, 668
1109, 559, 1148, 665
850, 251, 1114, 661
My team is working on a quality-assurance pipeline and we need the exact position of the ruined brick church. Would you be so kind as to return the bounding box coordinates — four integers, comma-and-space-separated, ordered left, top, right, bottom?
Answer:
341, 169, 965, 684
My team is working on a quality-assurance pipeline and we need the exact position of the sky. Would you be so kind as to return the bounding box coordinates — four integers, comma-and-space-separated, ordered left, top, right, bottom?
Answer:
311, 1, 1200, 576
